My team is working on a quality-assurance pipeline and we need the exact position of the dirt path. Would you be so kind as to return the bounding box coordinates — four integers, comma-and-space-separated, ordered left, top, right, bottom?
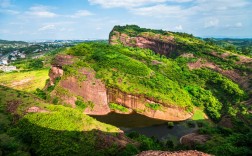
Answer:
11, 78, 32, 87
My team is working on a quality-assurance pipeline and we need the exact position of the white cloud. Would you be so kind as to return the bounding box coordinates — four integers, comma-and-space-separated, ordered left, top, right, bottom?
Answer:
0, 29, 10, 34
194, 0, 249, 12
204, 18, 219, 28
175, 25, 183, 30
224, 22, 243, 29
0, 9, 19, 14
88, 0, 167, 8
38, 24, 55, 31
88, 0, 194, 8
130, 0, 251, 18
131, 4, 188, 17
68, 10, 93, 18
25, 5, 57, 18
0, 0, 11, 8
59, 27, 74, 32
235, 22, 243, 27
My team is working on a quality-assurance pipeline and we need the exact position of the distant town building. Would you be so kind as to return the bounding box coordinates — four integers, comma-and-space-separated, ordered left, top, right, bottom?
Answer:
0, 65, 16, 72
34, 49, 39, 53
11, 57, 17, 61
20, 54, 26, 58
32, 54, 44, 59
1, 59, 8, 65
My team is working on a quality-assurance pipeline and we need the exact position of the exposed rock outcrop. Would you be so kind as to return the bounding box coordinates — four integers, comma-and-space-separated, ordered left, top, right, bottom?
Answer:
48, 54, 192, 121
108, 88, 192, 121
218, 115, 233, 128
26, 106, 49, 113
180, 133, 211, 147
59, 68, 110, 115
49, 54, 74, 85
110, 31, 177, 57
51, 54, 75, 67
187, 58, 252, 91
49, 66, 63, 85
95, 130, 138, 150
137, 150, 212, 156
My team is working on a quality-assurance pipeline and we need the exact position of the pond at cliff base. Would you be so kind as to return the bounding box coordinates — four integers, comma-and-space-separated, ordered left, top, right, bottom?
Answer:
90, 112, 197, 142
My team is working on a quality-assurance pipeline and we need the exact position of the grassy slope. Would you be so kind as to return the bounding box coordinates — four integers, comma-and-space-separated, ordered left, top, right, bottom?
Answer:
0, 69, 49, 92
0, 59, 122, 155
64, 43, 192, 108
112, 25, 252, 73
62, 42, 247, 121
192, 109, 205, 120
109, 25, 252, 156
0, 85, 122, 155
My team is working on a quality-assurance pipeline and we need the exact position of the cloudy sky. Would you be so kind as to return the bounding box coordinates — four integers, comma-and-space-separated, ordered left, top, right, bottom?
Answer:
0, 0, 251, 41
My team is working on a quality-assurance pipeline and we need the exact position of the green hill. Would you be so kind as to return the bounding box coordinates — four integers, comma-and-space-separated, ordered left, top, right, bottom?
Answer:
0, 25, 251, 156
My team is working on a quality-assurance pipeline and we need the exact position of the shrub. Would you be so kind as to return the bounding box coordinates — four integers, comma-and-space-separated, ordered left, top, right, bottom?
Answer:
167, 122, 174, 128
35, 88, 46, 100
75, 99, 87, 110
145, 103, 161, 111
109, 103, 129, 113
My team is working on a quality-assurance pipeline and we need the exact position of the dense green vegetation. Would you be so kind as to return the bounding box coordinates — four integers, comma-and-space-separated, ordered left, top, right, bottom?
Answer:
1, 25, 251, 156
109, 25, 251, 156
192, 110, 205, 120
12, 105, 121, 156
0, 86, 135, 156
63, 42, 247, 121
145, 103, 162, 111
112, 25, 252, 73
204, 38, 252, 56
0, 68, 49, 92
196, 120, 252, 156
66, 43, 193, 109
109, 103, 129, 113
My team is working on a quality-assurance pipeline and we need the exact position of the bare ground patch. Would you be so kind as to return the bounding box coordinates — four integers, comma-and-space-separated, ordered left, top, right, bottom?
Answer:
11, 78, 33, 87
6, 100, 22, 113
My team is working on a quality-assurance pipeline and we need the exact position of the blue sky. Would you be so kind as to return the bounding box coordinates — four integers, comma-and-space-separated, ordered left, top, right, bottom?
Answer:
0, 0, 251, 41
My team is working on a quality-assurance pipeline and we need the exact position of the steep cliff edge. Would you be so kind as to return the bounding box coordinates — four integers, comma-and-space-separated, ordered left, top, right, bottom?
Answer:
45, 24, 250, 124
109, 25, 252, 93
110, 30, 177, 57
48, 54, 192, 120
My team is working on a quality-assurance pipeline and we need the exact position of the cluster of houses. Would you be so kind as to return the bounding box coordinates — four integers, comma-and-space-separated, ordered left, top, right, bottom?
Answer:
0, 65, 17, 72
9, 50, 26, 61
0, 50, 25, 72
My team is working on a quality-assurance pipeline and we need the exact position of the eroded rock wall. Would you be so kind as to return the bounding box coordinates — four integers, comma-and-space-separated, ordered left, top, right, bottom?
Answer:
48, 54, 192, 121
110, 31, 177, 57
59, 68, 110, 115
107, 88, 192, 121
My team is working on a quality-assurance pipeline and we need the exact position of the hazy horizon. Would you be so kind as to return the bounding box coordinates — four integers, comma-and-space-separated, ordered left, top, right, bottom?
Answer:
1, 0, 252, 41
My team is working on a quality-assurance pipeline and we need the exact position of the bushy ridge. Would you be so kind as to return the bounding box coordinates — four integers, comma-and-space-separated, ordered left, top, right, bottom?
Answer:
0, 86, 135, 156
64, 42, 247, 121
1, 25, 251, 156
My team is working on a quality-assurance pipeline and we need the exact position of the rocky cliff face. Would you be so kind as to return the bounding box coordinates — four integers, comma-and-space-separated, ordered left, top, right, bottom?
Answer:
109, 31, 177, 57
137, 150, 212, 156
48, 54, 192, 121
59, 68, 110, 115
107, 88, 191, 121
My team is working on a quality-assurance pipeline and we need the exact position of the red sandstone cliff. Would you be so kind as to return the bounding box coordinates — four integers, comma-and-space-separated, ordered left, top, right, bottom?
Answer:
109, 31, 178, 57
48, 54, 192, 121
137, 150, 212, 156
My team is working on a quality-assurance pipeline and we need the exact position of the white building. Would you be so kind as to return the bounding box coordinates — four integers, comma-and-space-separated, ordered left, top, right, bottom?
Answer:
1, 59, 8, 65
20, 54, 26, 58
0, 65, 16, 72
11, 57, 17, 61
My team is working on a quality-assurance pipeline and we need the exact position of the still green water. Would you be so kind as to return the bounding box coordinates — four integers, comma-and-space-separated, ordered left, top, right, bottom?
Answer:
91, 112, 197, 142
